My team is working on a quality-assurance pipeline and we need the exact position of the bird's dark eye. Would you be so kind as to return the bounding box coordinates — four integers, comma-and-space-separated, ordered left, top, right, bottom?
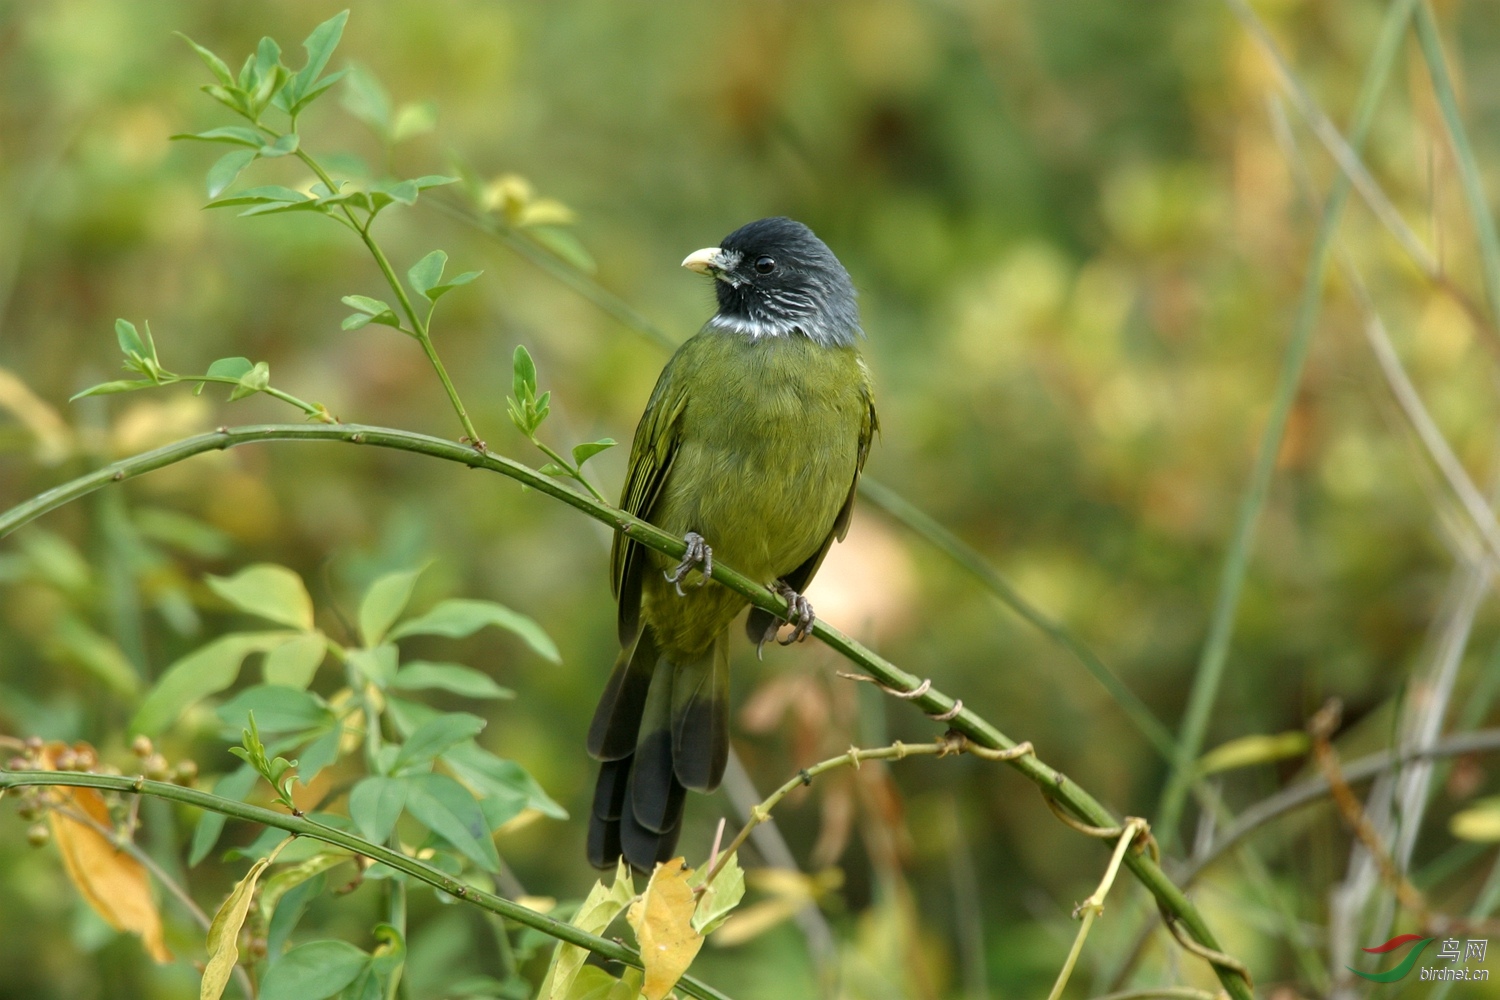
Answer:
754, 256, 776, 274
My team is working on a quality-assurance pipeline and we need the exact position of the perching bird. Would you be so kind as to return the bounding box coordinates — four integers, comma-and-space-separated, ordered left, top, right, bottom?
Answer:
587, 217, 877, 871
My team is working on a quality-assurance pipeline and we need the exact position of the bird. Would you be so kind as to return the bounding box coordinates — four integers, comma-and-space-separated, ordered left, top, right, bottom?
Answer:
586, 217, 877, 871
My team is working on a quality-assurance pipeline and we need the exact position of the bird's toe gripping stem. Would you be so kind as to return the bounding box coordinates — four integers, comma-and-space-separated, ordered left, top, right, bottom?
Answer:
755, 581, 816, 658
664, 531, 713, 597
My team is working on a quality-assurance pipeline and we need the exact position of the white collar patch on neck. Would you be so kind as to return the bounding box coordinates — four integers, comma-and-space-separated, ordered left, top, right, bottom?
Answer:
708, 313, 796, 339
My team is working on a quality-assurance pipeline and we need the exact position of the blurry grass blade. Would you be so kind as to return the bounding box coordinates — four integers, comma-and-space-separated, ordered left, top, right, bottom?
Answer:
49, 615, 141, 696
1224, 0, 1437, 274
1414, 2, 1500, 321
1198, 732, 1310, 776
0, 366, 73, 464
1158, 0, 1421, 846
858, 477, 1175, 759
42, 748, 171, 962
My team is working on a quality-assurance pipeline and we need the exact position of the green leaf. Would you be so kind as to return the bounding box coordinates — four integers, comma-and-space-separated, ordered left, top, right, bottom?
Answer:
114, 318, 146, 358
688, 853, 745, 934
392, 712, 486, 773
390, 662, 514, 700
347, 644, 398, 688
425, 270, 482, 302
341, 63, 391, 134
538, 861, 634, 1000
256, 853, 347, 930
189, 765, 258, 866
201, 853, 277, 1000
349, 776, 408, 844
359, 566, 426, 646
207, 564, 315, 629
175, 32, 234, 85
217, 685, 330, 736
537, 462, 569, 478
259, 939, 369, 1000
206, 356, 255, 380
131, 632, 292, 735
412, 175, 458, 191
69, 379, 153, 401
48, 615, 140, 697
263, 632, 327, 689
406, 250, 446, 298
172, 126, 264, 147
441, 741, 567, 819
388, 598, 559, 663
400, 772, 499, 871
391, 101, 437, 142
136, 508, 232, 559
260, 133, 300, 158
207, 148, 259, 199
297, 724, 343, 784
528, 225, 596, 274
201, 84, 248, 116
285, 10, 349, 111
511, 345, 537, 401
267, 873, 327, 960
207, 185, 311, 209
254, 36, 282, 85
572, 439, 616, 467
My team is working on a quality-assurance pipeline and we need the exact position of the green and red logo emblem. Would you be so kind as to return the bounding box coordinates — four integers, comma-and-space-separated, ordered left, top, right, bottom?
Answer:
1349, 934, 1435, 983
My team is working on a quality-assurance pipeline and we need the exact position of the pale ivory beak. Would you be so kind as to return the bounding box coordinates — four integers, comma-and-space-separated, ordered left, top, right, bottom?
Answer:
681, 247, 723, 275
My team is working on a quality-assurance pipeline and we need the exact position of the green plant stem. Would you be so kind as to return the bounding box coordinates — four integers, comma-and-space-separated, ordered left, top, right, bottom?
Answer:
2, 769, 732, 1000
1045, 818, 1145, 1000
530, 437, 607, 503
0, 422, 1252, 1000
1156, 0, 1420, 848
858, 478, 1176, 760
177, 375, 328, 420
280, 138, 481, 445
1414, 2, 1500, 322
704, 740, 952, 886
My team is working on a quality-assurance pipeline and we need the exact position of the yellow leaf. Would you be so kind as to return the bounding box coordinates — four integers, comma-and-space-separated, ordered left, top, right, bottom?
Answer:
1198, 732, 1310, 775
201, 859, 270, 999
538, 860, 634, 1000
626, 858, 704, 1000
1451, 798, 1500, 842
44, 769, 171, 962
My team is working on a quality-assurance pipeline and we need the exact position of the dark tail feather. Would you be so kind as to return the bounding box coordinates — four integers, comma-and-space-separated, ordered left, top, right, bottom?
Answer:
588, 629, 732, 871
671, 634, 729, 792
586, 756, 629, 868
587, 630, 658, 760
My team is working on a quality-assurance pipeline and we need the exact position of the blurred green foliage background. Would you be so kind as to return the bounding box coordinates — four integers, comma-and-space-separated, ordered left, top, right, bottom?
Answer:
3, 1, 1500, 997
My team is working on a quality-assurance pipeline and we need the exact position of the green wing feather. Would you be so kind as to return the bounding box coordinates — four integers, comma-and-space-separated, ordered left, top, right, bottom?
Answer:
612, 352, 691, 645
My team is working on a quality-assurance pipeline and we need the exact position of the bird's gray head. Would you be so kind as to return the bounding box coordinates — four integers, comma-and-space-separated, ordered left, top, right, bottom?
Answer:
681, 217, 861, 347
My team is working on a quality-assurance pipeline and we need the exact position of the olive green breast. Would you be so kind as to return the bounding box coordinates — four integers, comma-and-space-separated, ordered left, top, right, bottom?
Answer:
641, 329, 871, 655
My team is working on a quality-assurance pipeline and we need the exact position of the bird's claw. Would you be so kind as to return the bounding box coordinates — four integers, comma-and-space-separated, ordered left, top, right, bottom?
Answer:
756, 581, 816, 657
664, 531, 712, 597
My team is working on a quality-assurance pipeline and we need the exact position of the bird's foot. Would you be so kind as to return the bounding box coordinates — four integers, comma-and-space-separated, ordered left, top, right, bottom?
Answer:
664, 531, 712, 597
757, 581, 816, 657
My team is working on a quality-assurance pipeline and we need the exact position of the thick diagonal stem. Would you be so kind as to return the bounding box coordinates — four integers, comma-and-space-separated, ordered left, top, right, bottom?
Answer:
0, 421, 1251, 999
